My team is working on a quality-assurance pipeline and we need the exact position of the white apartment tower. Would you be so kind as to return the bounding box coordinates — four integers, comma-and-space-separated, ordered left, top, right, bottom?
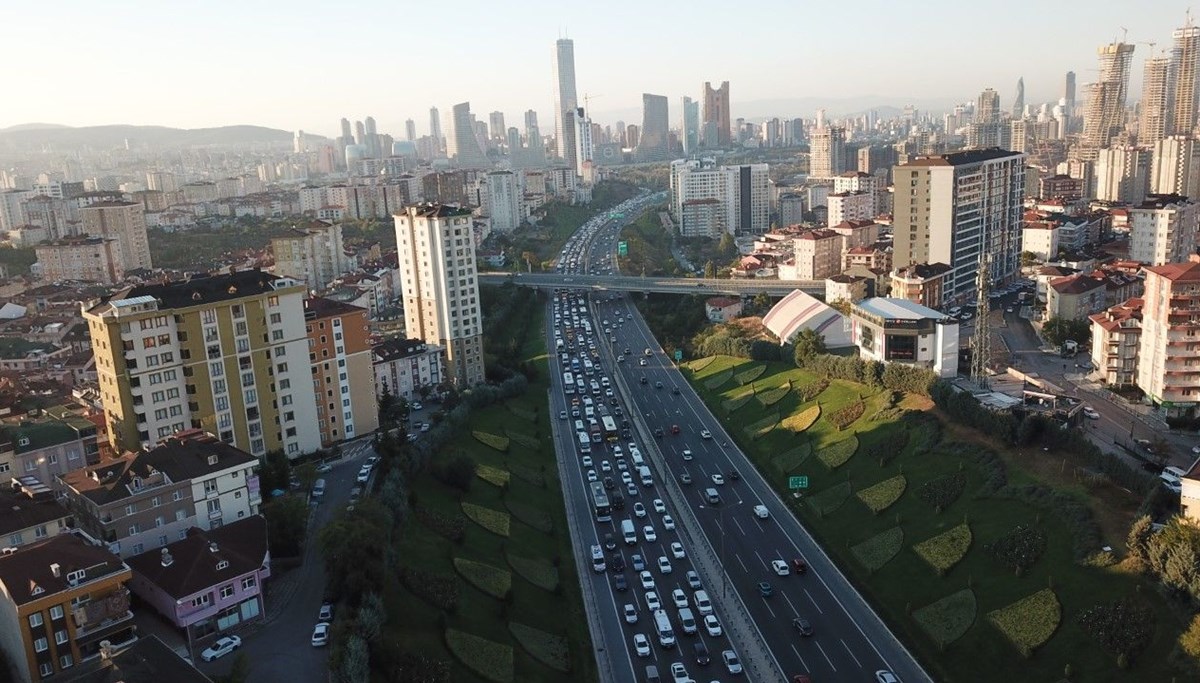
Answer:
1128, 194, 1200, 266
1094, 146, 1150, 204
394, 204, 485, 388
670, 160, 769, 236
1151, 136, 1200, 198
80, 200, 153, 272
270, 219, 348, 291
810, 126, 847, 179
484, 171, 521, 234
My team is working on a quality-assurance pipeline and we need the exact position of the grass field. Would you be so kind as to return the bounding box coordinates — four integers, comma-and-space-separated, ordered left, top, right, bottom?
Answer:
380, 303, 596, 683
681, 355, 1184, 683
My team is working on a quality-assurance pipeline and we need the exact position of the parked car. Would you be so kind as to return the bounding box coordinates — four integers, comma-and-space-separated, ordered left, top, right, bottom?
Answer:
318, 603, 333, 622
200, 635, 242, 662
312, 622, 330, 646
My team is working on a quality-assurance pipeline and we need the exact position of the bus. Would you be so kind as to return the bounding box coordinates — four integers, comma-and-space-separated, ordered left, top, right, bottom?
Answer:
577, 431, 591, 454
601, 416, 618, 442
589, 481, 612, 522
563, 372, 575, 394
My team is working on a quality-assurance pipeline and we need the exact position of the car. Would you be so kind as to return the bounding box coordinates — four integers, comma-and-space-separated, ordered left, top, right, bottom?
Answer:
792, 558, 808, 574
700, 430, 712, 439
771, 559, 791, 576
318, 603, 333, 622
644, 348, 653, 356
655, 381, 664, 389
622, 471, 634, 485
662, 514, 676, 530
406, 433, 419, 443
627, 482, 640, 497
311, 622, 330, 647
601, 460, 612, 472
680, 473, 692, 485
722, 649, 743, 675
640, 375, 648, 383
653, 499, 666, 514
614, 574, 628, 592
654, 427, 664, 438
682, 449, 693, 461
634, 502, 647, 518
758, 581, 773, 597
670, 662, 690, 683
559, 410, 568, 420
316, 463, 333, 473
200, 635, 242, 662
411, 402, 423, 411
671, 542, 685, 559
657, 556, 673, 574
1006, 306, 1014, 313
754, 505, 769, 519
586, 469, 597, 482
672, 386, 681, 395
610, 554, 626, 572
704, 614, 722, 637
616, 459, 628, 471
640, 570, 656, 590
671, 588, 689, 608
875, 671, 900, 683
694, 641, 710, 665
686, 570, 703, 590
582, 456, 593, 468
356, 468, 371, 484
729, 469, 740, 481
646, 591, 662, 611
624, 603, 639, 623
419, 423, 430, 432
671, 424, 680, 434
644, 525, 657, 542
1193, 445, 1200, 455
624, 348, 632, 355
793, 617, 814, 636
711, 473, 725, 485
603, 476, 615, 491
1083, 406, 1100, 420
633, 633, 652, 657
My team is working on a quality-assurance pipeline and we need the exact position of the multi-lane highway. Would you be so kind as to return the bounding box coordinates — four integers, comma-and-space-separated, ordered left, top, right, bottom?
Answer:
546, 197, 930, 683
481, 271, 824, 296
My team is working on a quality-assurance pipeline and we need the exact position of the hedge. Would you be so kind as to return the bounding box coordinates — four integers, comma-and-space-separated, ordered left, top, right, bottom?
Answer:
756, 382, 792, 407
913, 589, 977, 646
988, 589, 1062, 656
965, 446, 1007, 497
445, 629, 514, 683
504, 499, 554, 533
508, 462, 546, 487
509, 622, 570, 672
984, 524, 1047, 574
704, 369, 734, 389
472, 430, 511, 452
1077, 598, 1156, 659
992, 485, 1101, 562
462, 502, 511, 537
415, 506, 466, 543
399, 566, 459, 612
913, 523, 972, 575
453, 558, 513, 599
506, 553, 560, 591
734, 365, 767, 385
829, 399, 867, 431
687, 356, 717, 372
504, 401, 537, 422
917, 472, 967, 512
850, 526, 904, 571
504, 429, 541, 450
856, 475, 907, 513
722, 394, 755, 413
817, 435, 859, 469
806, 481, 852, 516
775, 443, 812, 474
476, 464, 511, 488
796, 378, 830, 402
743, 412, 780, 440
781, 405, 822, 433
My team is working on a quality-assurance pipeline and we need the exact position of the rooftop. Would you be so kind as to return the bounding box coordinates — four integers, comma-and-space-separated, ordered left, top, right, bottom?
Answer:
62, 635, 212, 683
1146, 260, 1200, 283
893, 262, 952, 280
705, 297, 740, 308
762, 290, 854, 348
903, 148, 1022, 167
0, 531, 128, 606
373, 337, 438, 362
125, 516, 267, 600
0, 481, 70, 538
1049, 274, 1106, 295
855, 297, 946, 321
90, 269, 299, 314
304, 296, 367, 320
396, 203, 473, 219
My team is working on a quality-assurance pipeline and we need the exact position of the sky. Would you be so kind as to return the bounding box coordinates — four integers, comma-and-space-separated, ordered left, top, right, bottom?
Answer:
3, 0, 1193, 137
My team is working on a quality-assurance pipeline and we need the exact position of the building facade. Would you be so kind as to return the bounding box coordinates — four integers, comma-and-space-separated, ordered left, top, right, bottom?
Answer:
0, 411, 101, 492
850, 298, 960, 378
1094, 146, 1149, 204
270, 220, 348, 291
1128, 194, 1200, 266
372, 338, 444, 400
79, 201, 151, 272
793, 229, 843, 280
1046, 273, 1108, 321
304, 297, 378, 446
810, 126, 847, 179
702, 81, 731, 147
1137, 259, 1200, 415
826, 192, 874, 227
34, 237, 124, 284
484, 171, 521, 234
1089, 298, 1142, 387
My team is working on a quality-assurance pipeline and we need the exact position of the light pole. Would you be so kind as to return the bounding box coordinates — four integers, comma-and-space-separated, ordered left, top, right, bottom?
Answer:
700, 498, 742, 600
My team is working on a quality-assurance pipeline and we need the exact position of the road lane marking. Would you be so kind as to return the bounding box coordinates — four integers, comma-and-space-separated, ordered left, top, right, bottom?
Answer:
735, 554, 749, 573
730, 517, 746, 536
761, 599, 777, 620
782, 590, 801, 618
804, 588, 825, 615
790, 644, 811, 674
841, 639, 863, 668
815, 641, 837, 671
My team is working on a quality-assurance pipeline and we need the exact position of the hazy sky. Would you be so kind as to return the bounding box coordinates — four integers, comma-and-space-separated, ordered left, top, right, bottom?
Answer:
3, 0, 1192, 136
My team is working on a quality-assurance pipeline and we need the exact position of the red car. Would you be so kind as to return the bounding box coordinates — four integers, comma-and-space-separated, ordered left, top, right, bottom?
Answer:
792, 558, 808, 574
671, 424, 681, 435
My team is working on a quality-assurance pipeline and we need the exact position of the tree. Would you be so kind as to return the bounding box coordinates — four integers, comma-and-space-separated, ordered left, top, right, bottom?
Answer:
828, 298, 853, 316
718, 232, 737, 259
1126, 515, 1155, 565
703, 260, 716, 279
792, 328, 827, 366
257, 450, 291, 496
337, 634, 370, 683
1020, 251, 1040, 267
295, 462, 318, 493
319, 500, 393, 599
356, 591, 386, 643
1042, 317, 1089, 348
378, 384, 396, 429
435, 454, 476, 493
1179, 613, 1200, 662
752, 292, 771, 314
520, 251, 537, 271
263, 494, 308, 557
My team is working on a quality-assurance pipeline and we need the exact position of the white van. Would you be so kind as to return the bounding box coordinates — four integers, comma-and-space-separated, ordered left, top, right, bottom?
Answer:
312, 479, 326, 498
590, 544, 606, 573
621, 519, 638, 545
693, 590, 712, 616
653, 609, 676, 648
639, 465, 653, 487
630, 450, 645, 467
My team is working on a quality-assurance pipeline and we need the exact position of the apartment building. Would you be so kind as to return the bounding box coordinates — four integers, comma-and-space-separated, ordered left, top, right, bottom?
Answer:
1094, 146, 1149, 204
1089, 298, 1142, 387
34, 237, 124, 284
0, 531, 134, 682
79, 201, 152, 272
0, 409, 101, 491
394, 204, 484, 388
58, 431, 260, 558
890, 263, 952, 310
372, 338, 445, 400
0, 479, 71, 552
304, 297, 378, 446
828, 219, 880, 253
270, 220, 347, 291
793, 229, 843, 280
1128, 194, 1200, 266
669, 159, 769, 236
1137, 258, 1200, 416
83, 269, 321, 457
826, 191, 874, 227
483, 170, 521, 234
1046, 273, 1108, 321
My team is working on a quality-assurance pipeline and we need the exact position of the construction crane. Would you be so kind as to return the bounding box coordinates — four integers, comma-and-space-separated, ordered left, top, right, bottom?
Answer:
582, 93, 602, 113
1137, 41, 1158, 57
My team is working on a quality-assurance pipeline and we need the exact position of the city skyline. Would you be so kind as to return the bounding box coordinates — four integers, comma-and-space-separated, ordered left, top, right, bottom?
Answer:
3, 1, 1192, 135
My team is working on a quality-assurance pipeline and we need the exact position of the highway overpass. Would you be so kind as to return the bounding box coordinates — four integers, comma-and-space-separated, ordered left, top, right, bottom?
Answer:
479, 271, 824, 296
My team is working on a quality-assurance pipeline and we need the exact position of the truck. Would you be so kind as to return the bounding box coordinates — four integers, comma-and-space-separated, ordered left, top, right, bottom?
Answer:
1061, 339, 1079, 357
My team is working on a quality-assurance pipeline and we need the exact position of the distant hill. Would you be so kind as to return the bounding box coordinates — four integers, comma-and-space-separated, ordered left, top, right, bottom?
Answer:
0, 124, 322, 151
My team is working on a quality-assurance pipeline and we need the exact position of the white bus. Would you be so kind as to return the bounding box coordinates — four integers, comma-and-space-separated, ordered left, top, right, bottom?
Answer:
578, 431, 591, 454
563, 372, 575, 394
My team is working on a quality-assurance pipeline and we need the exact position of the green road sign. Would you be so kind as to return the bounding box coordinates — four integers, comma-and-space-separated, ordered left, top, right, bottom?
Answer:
674, 349, 683, 361
788, 476, 809, 490
618, 241, 628, 256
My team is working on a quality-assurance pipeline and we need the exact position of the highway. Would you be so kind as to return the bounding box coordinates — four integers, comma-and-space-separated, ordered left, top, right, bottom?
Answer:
480, 271, 824, 297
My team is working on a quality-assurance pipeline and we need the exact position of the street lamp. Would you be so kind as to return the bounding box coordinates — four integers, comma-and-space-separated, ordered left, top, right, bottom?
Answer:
699, 498, 743, 600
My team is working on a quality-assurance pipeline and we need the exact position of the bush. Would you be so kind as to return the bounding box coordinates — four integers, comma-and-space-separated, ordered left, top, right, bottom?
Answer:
462, 502, 511, 537
472, 431, 511, 452
796, 378, 830, 402
880, 363, 938, 396
913, 523, 972, 575
504, 429, 540, 450
508, 462, 546, 487
722, 394, 755, 413
476, 464, 511, 488
912, 588, 977, 646
415, 506, 466, 543
453, 558, 513, 599
734, 365, 766, 385
968, 447, 1008, 497
704, 369, 734, 389
917, 472, 967, 512
988, 589, 1062, 656
399, 566, 459, 612
851, 526, 904, 571
775, 443, 812, 474
993, 485, 1100, 562
743, 412, 780, 440
444, 629, 514, 683
433, 454, 478, 492
829, 399, 867, 431
506, 553, 560, 591
985, 524, 1048, 573
687, 356, 717, 372
504, 499, 554, 533
817, 435, 859, 469
508, 622, 570, 672
504, 401, 537, 422
757, 382, 791, 407
856, 475, 907, 513
806, 481, 852, 516
781, 405, 822, 433
1077, 598, 1156, 659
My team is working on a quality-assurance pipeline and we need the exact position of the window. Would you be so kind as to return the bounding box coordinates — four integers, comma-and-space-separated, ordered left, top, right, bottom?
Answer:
276, 362, 288, 374
241, 575, 257, 590
211, 379, 225, 395
39, 663, 52, 677
210, 361, 224, 377
279, 378, 290, 390
155, 516, 164, 528
131, 543, 144, 555
176, 509, 187, 521
55, 629, 68, 645
220, 584, 235, 599
151, 390, 165, 402
268, 295, 279, 307
272, 329, 284, 341
34, 637, 47, 653
146, 355, 160, 367
48, 453, 58, 465
151, 496, 160, 507
281, 394, 292, 406
29, 613, 43, 628
204, 480, 218, 495
235, 321, 248, 336
274, 346, 286, 357
270, 312, 282, 324
49, 605, 63, 620
172, 490, 182, 502
216, 396, 229, 411
191, 593, 211, 608
169, 405, 182, 417
161, 351, 174, 363
129, 524, 140, 535
125, 504, 136, 516
142, 336, 157, 349
154, 408, 168, 421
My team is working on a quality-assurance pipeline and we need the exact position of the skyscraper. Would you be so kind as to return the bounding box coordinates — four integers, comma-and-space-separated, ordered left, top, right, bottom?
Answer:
1064, 71, 1077, 111
448, 102, 489, 168
1012, 77, 1025, 119
1140, 56, 1174, 144
1094, 146, 1150, 204
340, 118, 352, 143
702, 81, 731, 147
810, 126, 847, 178
1172, 22, 1200, 137
524, 110, 545, 165
969, 88, 1002, 148
681, 97, 700, 156
80, 200, 152, 271
484, 171, 521, 233
636, 94, 670, 162
554, 39, 579, 166
429, 106, 443, 152
572, 107, 593, 177
394, 204, 485, 388
405, 119, 417, 142
1150, 135, 1200, 198
489, 111, 506, 141
1081, 42, 1135, 153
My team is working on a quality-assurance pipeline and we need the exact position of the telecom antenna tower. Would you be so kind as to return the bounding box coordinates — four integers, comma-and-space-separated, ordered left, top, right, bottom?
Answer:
970, 253, 992, 389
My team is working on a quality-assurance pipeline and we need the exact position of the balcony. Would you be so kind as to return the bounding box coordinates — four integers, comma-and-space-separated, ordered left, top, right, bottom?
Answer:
73, 587, 131, 637
207, 508, 223, 522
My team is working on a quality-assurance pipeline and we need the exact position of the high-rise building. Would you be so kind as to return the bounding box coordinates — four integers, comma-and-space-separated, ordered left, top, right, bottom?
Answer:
1140, 56, 1174, 144
810, 126, 847, 178
429, 106, 443, 153
968, 88, 1003, 148
484, 170, 521, 233
1010, 119, 1031, 154
1012, 77, 1025, 119
1151, 135, 1200, 197
636, 94, 670, 162
1138, 257, 1200, 413
304, 297, 379, 446
572, 107, 593, 178
394, 204, 485, 387
35, 236, 124, 284
83, 270, 322, 455
554, 38, 579, 166
1064, 71, 1077, 112
1094, 146, 1150, 204
364, 116, 379, 158
626, 124, 640, 149
892, 149, 1026, 302
270, 219, 348, 290
669, 160, 768, 236
340, 118, 353, 143
405, 118, 417, 142
79, 200, 152, 272
702, 81, 731, 147
1129, 194, 1200, 265
447, 102, 489, 168
489, 111, 506, 141
681, 96, 700, 155
1172, 22, 1200, 137
1081, 42, 1136, 153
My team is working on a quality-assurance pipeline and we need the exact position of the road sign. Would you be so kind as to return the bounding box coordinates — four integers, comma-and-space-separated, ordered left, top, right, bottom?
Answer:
788, 476, 809, 490
618, 241, 628, 256
674, 349, 683, 361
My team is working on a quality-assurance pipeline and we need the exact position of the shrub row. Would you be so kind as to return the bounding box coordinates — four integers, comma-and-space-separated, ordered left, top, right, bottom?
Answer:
444, 629, 514, 683
509, 622, 571, 672
504, 499, 554, 533
415, 506, 466, 543
817, 435, 859, 469
984, 524, 1047, 574
806, 481, 853, 516
775, 443, 812, 474
743, 412, 780, 440
703, 369, 734, 389
797, 353, 938, 396
968, 447, 1008, 497
504, 429, 541, 450
476, 464, 511, 488
462, 502, 512, 537
856, 475, 907, 513
987, 589, 1062, 657
781, 405, 821, 433
756, 382, 792, 407
472, 430, 511, 452
506, 553, 560, 592
508, 462, 546, 487
913, 523, 972, 575
850, 526, 904, 571
734, 365, 766, 385
1077, 598, 1156, 660
829, 399, 866, 431
452, 558, 512, 599
917, 472, 967, 512
992, 485, 1101, 562
399, 565, 459, 612
796, 378, 830, 402
504, 401, 538, 422
722, 394, 754, 413
912, 588, 977, 646
687, 356, 717, 372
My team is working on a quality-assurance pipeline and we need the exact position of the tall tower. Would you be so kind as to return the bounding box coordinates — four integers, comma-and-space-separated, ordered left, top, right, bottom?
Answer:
636, 94, 670, 162
1140, 56, 1174, 143
429, 106, 442, 152
554, 38, 579, 166
1081, 42, 1135, 152
1063, 71, 1077, 111
809, 126, 847, 178
702, 81, 731, 147
681, 96, 700, 155
969, 88, 1002, 148
1012, 77, 1025, 119
1172, 21, 1200, 137
405, 118, 417, 142
447, 102, 489, 168
489, 112, 506, 141
339, 118, 352, 143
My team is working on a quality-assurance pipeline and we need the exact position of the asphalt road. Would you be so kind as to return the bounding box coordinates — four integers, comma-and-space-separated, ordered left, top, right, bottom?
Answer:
480, 271, 822, 297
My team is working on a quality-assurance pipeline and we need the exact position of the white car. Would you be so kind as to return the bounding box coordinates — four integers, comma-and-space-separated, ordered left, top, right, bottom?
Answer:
711, 473, 725, 485
754, 505, 769, 519
646, 591, 662, 611
671, 588, 689, 609
601, 460, 612, 472
200, 635, 242, 662
624, 604, 639, 623
722, 650, 743, 675
704, 614, 722, 637
634, 502, 647, 518
662, 514, 675, 530
653, 499, 666, 514
643, 525, 657, 542
640, 571, 656, 590
311, 622, 330, 647
772, 559, 791, 576
586, 469, 597, 482
633, 633, 651, 657
582, 456, 593, 468
316, 463, 333, 473
671, 662, 690, 683
621, 471, 634, 485
681, 449, 693, 461
657, 556, 673, 574
1083, 407, 1100, 420
700, 430, 712, 439
876, 671, 900, 683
